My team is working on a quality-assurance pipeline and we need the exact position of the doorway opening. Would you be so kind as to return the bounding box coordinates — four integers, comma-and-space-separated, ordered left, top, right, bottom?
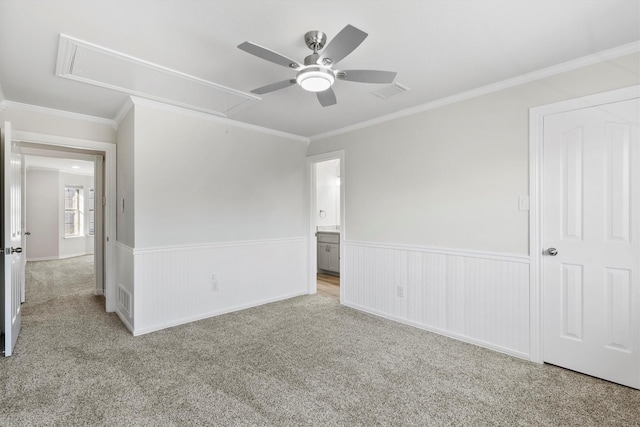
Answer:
21, 151, 104, 304
308, 151, 344, 301
12, 131, 115, 314
3, 124, 116, 357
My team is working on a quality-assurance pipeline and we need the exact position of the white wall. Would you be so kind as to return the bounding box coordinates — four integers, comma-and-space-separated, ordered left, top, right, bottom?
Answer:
116, 107, 135, 248
0, 107, 116, 143
133, 104, 307, 246
25, 169, 59, 260
121, 100, 308, 334
308, 52, 640, 359
315, 159, 340, 227
115, 107, 135, 329
25, 169, 95, 260
309, 53, 640, 255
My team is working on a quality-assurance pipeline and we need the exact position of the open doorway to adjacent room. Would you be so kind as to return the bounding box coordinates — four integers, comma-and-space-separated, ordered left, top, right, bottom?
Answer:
20, 145, 105, 306
314, 157, 341, 300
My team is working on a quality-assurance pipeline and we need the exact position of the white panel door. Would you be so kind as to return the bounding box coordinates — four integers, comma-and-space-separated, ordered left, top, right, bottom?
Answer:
543, 98, 640, 388
1, 122, 23, 357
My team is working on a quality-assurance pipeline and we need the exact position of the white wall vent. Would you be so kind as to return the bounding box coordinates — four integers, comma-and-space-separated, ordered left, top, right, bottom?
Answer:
55, 34, 260, 117
371, 82, 410, 100
118, 286, 131, 317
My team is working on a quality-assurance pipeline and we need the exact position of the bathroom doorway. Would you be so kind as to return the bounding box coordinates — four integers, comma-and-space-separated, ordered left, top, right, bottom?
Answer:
313, 156, 342, 300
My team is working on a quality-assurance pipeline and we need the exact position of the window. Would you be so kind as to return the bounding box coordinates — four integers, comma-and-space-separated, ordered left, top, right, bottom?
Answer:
89, 189, 95, 236
64, 186, 81, 237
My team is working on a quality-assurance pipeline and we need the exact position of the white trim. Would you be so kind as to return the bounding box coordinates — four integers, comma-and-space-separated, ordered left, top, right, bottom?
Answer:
132, 236, 305, 255
56, 34, 260, 120
27, 166, 93, 177
58, 251, 92, 259
113, 97, 134, 129
133, 291, 307, 336
306, 150, 346, 297
528, 85, 640, 364
345, 239, 530, 265
3, 100, 115, 129
113, 240, 134, 254
0, 83, 7, 109
13, 131, 114, 149
116, 310, 134, 334
310, 41, 640, 141
128, 96, 309, 144
27, 256, 60, 262
12, 129, 118, 313
343, 301, 530, 361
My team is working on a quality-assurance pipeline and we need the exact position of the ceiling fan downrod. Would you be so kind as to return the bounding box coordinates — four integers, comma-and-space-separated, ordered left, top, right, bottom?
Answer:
304, 31, 328, 66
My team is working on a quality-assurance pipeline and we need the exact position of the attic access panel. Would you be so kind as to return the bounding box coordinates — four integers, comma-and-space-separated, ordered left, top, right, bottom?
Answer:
56, 34, 260, 117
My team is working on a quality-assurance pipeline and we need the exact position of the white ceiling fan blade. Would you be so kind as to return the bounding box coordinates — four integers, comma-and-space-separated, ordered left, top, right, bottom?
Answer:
337, 70, 397, 84
238, 41, 302, 69
317, 88, 337, 107
251, 79, 297, 95
318, 25, 367, 66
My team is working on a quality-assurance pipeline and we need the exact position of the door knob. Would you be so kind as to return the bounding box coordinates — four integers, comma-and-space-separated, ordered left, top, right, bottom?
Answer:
547, 247, 558, 256
25, 231, 31, 235
10, 247, 22, 254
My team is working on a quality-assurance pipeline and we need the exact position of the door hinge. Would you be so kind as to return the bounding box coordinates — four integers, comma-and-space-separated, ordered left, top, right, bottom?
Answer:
102, 196, 106, 206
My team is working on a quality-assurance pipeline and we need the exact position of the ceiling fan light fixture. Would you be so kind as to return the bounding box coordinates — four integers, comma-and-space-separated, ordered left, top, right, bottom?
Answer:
296, 66, 335, 92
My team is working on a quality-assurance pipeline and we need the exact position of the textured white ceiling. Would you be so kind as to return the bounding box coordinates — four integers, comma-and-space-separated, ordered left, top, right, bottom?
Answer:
0, 0, 638, 138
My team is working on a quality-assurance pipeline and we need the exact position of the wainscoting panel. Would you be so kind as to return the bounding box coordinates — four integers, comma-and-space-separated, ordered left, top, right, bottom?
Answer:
344, 241, 531, 358
114, 241, 134, 332
132, 237, 307, 335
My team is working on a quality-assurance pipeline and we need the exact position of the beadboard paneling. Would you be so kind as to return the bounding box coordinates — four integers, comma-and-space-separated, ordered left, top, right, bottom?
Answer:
344, 241, 531, 358
114, 241, 134, 332
132, 237, 307, 335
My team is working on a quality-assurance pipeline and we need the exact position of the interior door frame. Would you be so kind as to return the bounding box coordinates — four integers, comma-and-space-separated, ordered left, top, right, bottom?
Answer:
528, 85, 640, 364
12, 130, 117, 312
306, 150, 345, 298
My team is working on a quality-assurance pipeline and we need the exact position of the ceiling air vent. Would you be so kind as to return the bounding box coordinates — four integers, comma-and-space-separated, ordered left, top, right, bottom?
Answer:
371, 82, 409, 100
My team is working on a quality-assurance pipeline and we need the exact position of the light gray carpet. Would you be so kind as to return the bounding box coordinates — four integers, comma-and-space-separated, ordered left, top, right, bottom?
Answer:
24, 255, 95, 304
1, 257, 639, 426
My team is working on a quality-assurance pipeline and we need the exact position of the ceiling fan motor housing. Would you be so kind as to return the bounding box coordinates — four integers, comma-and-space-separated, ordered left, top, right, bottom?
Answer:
304, 31, 327, 52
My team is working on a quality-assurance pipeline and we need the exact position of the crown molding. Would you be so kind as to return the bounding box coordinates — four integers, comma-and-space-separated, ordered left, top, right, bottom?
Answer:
113, 97, 135, 129
126, 96, 309, 144
3, 100, 115, 128
0, 83, 6, 111
310, 41, 640, 141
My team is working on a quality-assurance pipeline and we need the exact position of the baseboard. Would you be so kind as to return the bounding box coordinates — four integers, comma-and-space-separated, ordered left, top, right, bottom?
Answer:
343, 301, 531, 361
116, 309, 134, 334
27, 256, 60, 262
132, 290, 308, 336
27, 252, 93, 262
59, 252, 93, 259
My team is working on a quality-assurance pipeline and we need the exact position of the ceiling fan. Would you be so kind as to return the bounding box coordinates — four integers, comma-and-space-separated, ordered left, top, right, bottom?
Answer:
238, 25, 397, 107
